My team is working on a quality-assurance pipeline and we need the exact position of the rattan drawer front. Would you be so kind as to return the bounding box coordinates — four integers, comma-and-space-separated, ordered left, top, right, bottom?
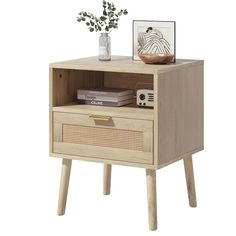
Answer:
63, 124, 143, 151
53, 112, 153, 165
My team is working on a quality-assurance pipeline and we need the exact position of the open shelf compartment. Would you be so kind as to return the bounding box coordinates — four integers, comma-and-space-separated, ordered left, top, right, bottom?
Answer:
51, 68, 155, 120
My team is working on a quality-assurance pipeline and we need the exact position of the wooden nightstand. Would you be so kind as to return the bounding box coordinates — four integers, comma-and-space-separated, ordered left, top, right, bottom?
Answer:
49, 56, 204, 230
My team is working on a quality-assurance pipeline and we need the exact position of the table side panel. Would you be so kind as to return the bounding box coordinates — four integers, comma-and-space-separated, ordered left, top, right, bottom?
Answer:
157, 62, 204, 166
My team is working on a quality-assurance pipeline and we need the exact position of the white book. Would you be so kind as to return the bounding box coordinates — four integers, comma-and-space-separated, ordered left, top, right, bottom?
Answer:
77, 88, 134, 98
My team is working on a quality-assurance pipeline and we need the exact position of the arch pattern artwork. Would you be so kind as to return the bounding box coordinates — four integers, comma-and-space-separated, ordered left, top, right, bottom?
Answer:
133, 21, 175, 62
137, 28, 170, 54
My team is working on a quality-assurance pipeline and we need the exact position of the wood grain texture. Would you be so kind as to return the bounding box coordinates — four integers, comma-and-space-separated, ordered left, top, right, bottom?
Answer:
52, 69, 104, 107
53, 111, 153, 165
49, 68, 53, 153
54, 142, 153, 164
157, 62, 204, 167
53, 123, 62, 142
50, 152, 156, 169
53, 112, 153, 132
157, 148, 202, 170
104, 72, 153, 93
103, 164, 112, 195
50, 56, 203, 74
53, 104, 154, 120
146, 169, 157, 230
183, 155, 197, 207
50, 68, 103, 153
153, 73, 158, 168
57, 158, 72, 215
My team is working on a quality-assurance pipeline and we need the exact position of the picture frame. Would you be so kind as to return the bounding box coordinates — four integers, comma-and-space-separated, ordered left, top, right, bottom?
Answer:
132, 20, 176, 62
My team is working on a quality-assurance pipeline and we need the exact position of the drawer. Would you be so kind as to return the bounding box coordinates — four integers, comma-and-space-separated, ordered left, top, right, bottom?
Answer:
53, 112, 153, 165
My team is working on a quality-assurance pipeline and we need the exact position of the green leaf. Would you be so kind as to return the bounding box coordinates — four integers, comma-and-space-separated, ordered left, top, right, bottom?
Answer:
100, 16, 107, 21
76, 1, 128, 32
109, 12, 114, 17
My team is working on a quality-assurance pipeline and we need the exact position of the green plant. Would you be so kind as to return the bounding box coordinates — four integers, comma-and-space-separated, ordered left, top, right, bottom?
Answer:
76, 0, 128, 33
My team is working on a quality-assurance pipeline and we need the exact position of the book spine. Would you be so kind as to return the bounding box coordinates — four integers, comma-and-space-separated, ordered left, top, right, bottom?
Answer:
78, 94, 117, 102
77, 90, 133, 98
78, 99, 120, 107
77, 94, 133, 102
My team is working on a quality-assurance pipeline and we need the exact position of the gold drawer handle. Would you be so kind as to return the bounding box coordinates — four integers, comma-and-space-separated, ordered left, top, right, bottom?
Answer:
89, 114, 111, 121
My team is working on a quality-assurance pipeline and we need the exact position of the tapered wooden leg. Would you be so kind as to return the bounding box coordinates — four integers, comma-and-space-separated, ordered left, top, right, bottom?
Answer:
146, 169, 157, 230
103, 164, 112, 195
57, 158, 72, 215
183, 155, 197, 207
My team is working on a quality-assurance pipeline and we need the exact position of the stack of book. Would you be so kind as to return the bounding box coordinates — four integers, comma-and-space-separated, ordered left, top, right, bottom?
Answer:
77, 88, 134, 107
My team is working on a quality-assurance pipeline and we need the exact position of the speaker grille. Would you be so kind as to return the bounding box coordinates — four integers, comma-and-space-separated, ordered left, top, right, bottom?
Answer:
62, 124, 143, 151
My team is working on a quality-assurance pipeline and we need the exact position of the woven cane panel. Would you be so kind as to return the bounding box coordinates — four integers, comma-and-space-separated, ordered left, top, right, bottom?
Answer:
62, 124, 143, 151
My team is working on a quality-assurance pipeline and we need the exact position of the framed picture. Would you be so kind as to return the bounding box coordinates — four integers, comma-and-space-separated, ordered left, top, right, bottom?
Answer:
133, 20, 176, 62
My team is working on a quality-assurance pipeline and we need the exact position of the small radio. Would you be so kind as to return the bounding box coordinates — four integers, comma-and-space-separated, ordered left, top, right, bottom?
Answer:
137, 89, 154, 107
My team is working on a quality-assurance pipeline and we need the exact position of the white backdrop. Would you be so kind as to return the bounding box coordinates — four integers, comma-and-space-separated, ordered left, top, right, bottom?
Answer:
0, 0, 235, 235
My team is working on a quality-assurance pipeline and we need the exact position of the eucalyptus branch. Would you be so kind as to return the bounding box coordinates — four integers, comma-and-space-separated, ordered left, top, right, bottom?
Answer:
76, 0, 128, 33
